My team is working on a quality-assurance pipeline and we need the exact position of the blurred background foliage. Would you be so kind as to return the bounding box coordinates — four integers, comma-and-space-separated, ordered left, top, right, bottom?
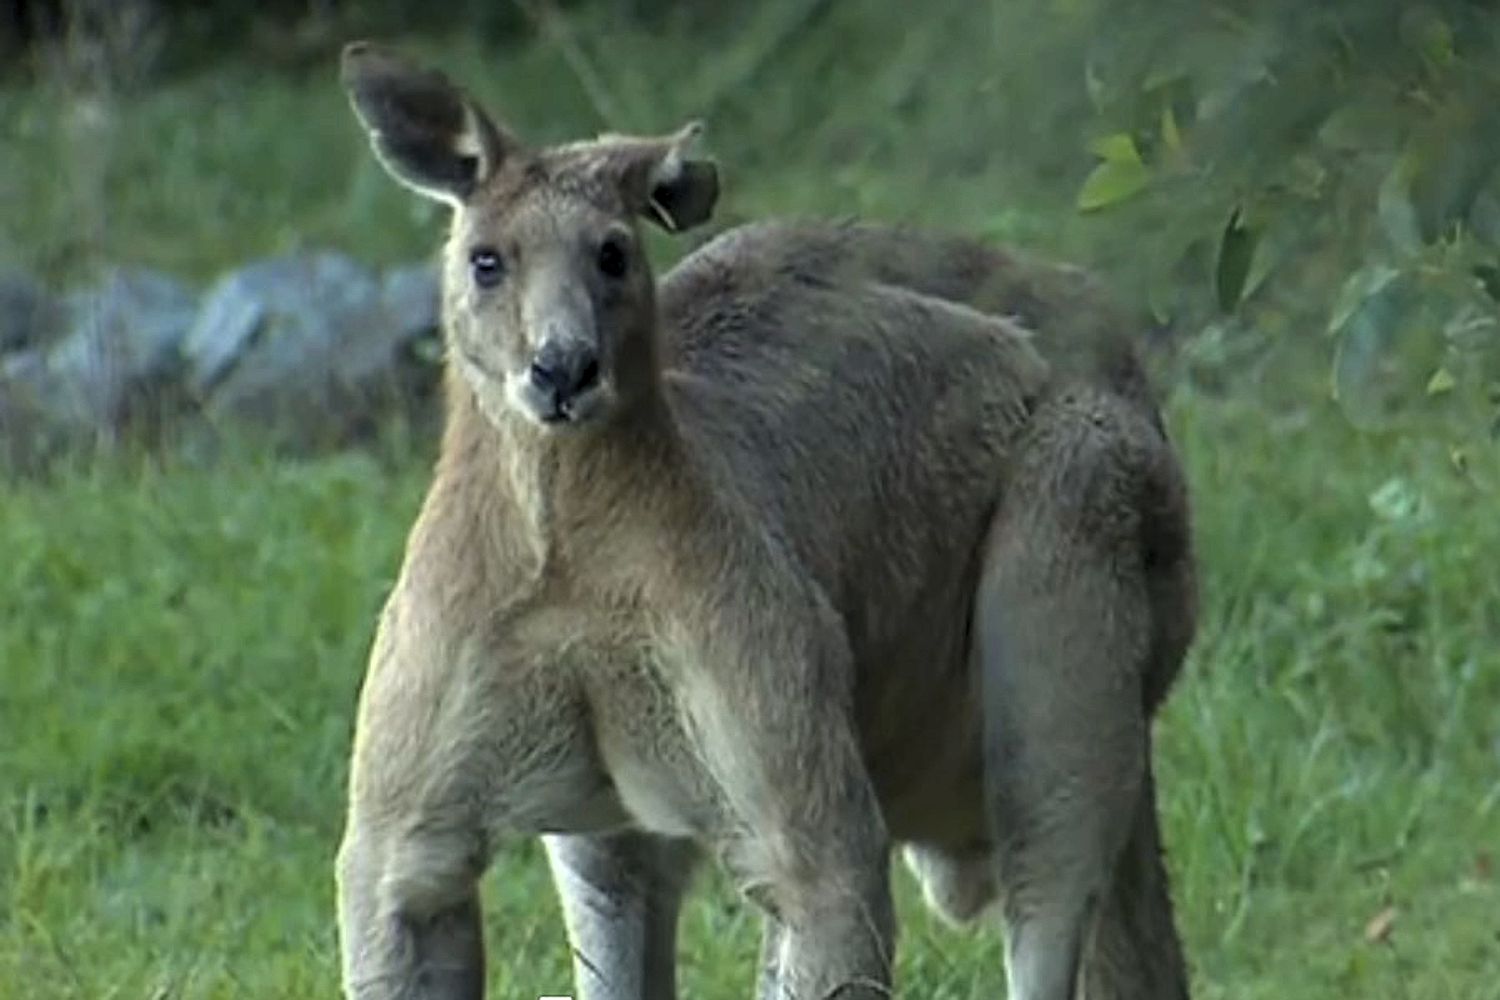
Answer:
4, 0, 1499, 449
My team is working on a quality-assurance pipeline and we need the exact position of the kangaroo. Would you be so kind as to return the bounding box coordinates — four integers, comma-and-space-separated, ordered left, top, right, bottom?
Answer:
335, 41, 1197, 1000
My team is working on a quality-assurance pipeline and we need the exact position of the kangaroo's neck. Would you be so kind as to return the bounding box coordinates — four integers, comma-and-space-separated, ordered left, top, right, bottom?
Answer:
435, 365, 711, 587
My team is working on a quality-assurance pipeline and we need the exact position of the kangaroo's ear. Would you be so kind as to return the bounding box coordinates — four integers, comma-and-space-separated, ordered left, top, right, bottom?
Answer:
340, 41, 517, 206
583, 121, 719, 233
640, 121, 719, 233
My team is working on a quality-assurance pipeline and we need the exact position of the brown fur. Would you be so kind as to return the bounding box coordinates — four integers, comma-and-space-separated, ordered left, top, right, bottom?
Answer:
334, 41, 1196, 1000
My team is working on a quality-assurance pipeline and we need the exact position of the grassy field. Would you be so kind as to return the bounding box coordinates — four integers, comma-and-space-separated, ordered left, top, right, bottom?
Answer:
4, 4, 1500, 999
3, 388, 1496, 999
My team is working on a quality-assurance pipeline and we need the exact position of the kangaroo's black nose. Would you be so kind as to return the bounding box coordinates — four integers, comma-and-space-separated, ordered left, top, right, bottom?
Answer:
529, 342, 601, 404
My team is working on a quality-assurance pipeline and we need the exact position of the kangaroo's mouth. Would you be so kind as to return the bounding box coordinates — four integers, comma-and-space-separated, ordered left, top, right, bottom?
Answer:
454, 344, 614, 429
522, 378, 611, 428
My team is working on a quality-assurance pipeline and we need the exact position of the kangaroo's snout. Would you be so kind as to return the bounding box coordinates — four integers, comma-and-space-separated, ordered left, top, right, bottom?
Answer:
529, 341, 602, 421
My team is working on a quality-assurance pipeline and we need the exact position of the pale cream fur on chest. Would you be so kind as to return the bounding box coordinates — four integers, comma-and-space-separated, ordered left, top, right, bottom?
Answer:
511, 604, 727, 839
584, 650, 725, 839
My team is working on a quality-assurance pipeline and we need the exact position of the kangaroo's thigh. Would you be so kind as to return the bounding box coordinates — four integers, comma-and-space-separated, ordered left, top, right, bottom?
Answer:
680, 594, 896, 999
337, 614, 611, 1000
976, 392, 1167, 1000
337, 825, 486, 1000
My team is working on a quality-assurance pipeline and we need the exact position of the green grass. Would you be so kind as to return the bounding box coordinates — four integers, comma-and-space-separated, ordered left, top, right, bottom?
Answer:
2, 385, 1497, 999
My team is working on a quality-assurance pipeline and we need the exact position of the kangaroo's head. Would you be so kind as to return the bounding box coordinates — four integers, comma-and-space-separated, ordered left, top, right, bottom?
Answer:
341, 42, 719, 430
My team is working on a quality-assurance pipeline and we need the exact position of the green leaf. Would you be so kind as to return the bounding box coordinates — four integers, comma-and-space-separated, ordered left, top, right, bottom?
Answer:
1377, 153, 1423, 255
1141, 64, 1189, 94
1240, 217, 1293, 303
1368, 476, 1423, 523
1473, 264, 1500, 302
1328, 264, 1401, 337
1076, 159, 1150, 212
1160, 105, 1183, 155
1427, 367, 1456, 395
1084, 57, 1107, 112
1214, 208, 1258, 312
1318, 98, 1396, 153
1408, 106, 1500, 244
1424, 20, 1455, 68
1088, 132, 1142, 165
1327, 266, 1454, 429
1146, 274, 1174, 326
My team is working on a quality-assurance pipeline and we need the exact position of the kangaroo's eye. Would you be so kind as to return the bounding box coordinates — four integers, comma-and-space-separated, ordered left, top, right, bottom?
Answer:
470, 247, 504, 289
597, 236, 629, 279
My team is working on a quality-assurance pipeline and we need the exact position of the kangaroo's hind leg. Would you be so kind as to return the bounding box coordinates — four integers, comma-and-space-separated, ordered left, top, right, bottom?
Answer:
544, 831, 699, 1000
976, 390, 1191, 1000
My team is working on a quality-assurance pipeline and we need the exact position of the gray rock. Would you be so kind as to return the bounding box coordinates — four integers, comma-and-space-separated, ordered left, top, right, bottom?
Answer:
183, 251, 376, 396
380, 261, 442, 342
2, 253, 443, 468
0, 267, 63, 352
181, 251, 440, 441
1, 266, 196, 432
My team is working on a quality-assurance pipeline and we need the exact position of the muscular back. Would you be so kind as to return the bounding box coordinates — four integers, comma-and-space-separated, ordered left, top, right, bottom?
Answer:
658, 220, 1051, 634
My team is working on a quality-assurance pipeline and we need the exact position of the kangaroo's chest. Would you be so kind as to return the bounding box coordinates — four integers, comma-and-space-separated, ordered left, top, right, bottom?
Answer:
584, 659, 724, 838
566, 629, 725, 839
